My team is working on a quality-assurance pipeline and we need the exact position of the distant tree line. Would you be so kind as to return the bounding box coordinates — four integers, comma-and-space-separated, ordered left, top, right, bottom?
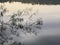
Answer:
0, 0, 60, 5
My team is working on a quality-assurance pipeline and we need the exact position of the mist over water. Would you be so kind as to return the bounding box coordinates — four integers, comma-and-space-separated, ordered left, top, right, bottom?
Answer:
0, 2, 60, 45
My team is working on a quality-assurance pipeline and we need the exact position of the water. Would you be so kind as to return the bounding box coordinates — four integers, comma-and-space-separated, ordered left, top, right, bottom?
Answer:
0, 2, 60, 45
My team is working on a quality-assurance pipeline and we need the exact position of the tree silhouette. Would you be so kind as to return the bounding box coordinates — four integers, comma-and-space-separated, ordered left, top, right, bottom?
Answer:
0, 5, 8, 45
9, 8, 43, 35
0, 6, 43, 45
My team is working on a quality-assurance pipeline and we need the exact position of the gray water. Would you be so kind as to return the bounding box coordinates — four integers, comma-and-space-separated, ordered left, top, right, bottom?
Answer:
0, 2, 60, 45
